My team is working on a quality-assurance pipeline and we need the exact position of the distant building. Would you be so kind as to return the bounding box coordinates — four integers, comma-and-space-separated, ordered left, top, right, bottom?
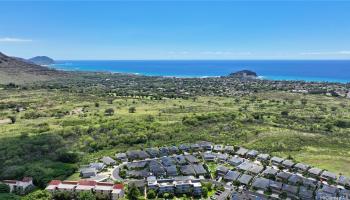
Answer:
80, 167, 97, 178
115, 153, 128, 162
46, 180, 124, 200
101, 156, 116, 166
1, 177, 34, 194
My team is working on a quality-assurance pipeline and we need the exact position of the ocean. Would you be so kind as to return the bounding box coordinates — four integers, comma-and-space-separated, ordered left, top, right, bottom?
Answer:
52, 60, 350, 83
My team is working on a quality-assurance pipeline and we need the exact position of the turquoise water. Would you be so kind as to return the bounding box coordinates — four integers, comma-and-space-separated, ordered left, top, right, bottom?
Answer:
52, 60, 350, 83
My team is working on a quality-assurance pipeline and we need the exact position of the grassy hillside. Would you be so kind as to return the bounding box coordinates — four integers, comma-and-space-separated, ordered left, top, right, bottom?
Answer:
1, 85, 350, 189
0, 52, 67, 84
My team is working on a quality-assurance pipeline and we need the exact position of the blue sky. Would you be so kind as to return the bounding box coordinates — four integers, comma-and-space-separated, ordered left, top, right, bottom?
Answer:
0, 1, 350, 60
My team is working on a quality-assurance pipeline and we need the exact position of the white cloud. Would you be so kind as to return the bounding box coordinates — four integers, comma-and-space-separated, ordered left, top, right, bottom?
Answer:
300, 51, 350, 55
0, 37, 33, 43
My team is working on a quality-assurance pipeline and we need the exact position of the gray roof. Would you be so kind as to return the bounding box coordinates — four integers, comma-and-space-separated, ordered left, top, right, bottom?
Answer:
213, 145, 224, 151
80, 167, 97, 175
224, 145, 234, 152
161, 157, 175, 167
294, 163, 310, 171
308, 167, 323, 176
101, 156, 116, 165
216, 153, 229, 161
252, 177, 270, 190
269, 181, 283, 190
224, 170, 241, 181
203, 152, 216, 160
321, 170, 337, 180
178, 144, 190, 151
282, 159, 295, 168
169, 146, 179, 154
271, 156, 284, 164
237, 161, 263, 174
339, 189, 350, 198
115, 153, 127, 159
89, 162, 105, 171
165, 165, 178, 176
228, 156, 245, 166
247, 150, 259, 157
180, 165, 196, 175
174, 155, 187, 165
217, 165, 229, 174
145, 148, 160, 158
276, 171, 292, 180
192, 164, 207, 175
184, 155, 199, 163
126, 150, 150, 160
238, 174, 253, 185
299, 186, 314, 199
288, 174, 303, 185
149, 160, 166, 176
236, 147, 249, 156
257, 154, 270, 161
159, 147, 170, 156
262, 167, 278, 176
282, 184, 298, 194
127, 169, 149, 178
197, 141, 213, 149
190, 143, 200, 149
301, 177, 318, 189
318, 185, 339, 195
127, 161, 148, 169
338, 175, 350, 186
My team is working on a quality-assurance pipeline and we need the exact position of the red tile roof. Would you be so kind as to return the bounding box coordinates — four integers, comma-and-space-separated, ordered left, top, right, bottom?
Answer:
113, 184, 124, 189
49, 180, 62, 185
62, 181, 78, 185
78, 180, 96, 186
96, 182, 114, 186
3, 180, 17, 184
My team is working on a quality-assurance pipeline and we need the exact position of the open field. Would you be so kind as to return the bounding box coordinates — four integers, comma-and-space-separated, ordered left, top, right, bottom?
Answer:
1, 87, 350, 191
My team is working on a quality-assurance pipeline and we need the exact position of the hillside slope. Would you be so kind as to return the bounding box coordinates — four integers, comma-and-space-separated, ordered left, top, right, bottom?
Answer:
0, 52, 66, 84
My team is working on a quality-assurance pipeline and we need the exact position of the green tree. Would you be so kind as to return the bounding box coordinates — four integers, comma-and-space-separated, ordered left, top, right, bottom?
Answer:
202, 186, 208, 198
0, 183, 10, 193
52, 191, 72, 200
147, 189, 156, 199
129, 107, 136, 113
9, 116, 16, 124
77, 191, 96, 200
22, 190, 52, 200
105, 108, 115, 116
127, 184, 141, 200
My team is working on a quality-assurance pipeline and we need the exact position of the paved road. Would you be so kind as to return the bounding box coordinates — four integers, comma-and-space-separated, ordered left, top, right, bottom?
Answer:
112, 164, 124, 181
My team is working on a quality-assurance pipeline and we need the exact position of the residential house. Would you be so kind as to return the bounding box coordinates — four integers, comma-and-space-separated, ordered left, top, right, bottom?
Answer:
126, 160, 148, 169
282, 184, 299, 199
216, 165, 229, 177
115, 153, 128, 162
149, 160, 166, 177
271, 157, 284, 166
338, 175, 350, 188
216, 153, 229, 163
190, 144, 201, 152
192, 164, 208, 176
174, 155, 187, 165
246, 150, 259, 159
145, 148, 160, 158
169, 146, 179, 155
180, 165, 196, 176
316, 185, 339, 200
127, 169, 149, 178
198, 141, 213, 151
308, 167, 323, 178
276, 171, 292, 183
165, 166, 178, 177
80, 168, 97, 178
269, 181, 283, 194
257, 154, 270, 162
224, 170, 241, 182
294, 163, 310, 173
161, 157, 175, 167
178, 144, 190, 152
235, 147, 249, 157
251, 177, 270, 191
320, 170, 337, 181
224, 145, 234, 154
184, 155, 200, 164
228, 156, 245, 167
237, 174, 253, 186
339, 189, 350, 200
2, 177, 34, 194
298, 186, 314, 200
281, 159, 295, 169
89, 163, 105, 171
101, 156, 116, 166
159, 147, 170, 157
213, 144, 224, 152
288, 174, 303, 186
301, 177, 318, 190
203, 152, 216, 162
126, 150, 150, 160
262, 167, 278, 178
